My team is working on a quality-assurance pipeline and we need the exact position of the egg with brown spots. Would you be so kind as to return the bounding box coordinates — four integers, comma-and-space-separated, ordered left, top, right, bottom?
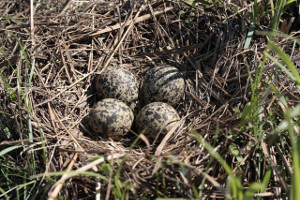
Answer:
136, 102, 180, 138
89, 98, 134, 140
141, 65, 185, 106
96, 66, 139, 110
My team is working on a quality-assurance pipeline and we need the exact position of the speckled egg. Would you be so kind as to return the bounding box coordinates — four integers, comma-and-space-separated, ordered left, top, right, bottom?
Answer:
96, 66, 139, 110
136, 102, 180, 138
141, 65, 185, 106
89, 98, 134, 140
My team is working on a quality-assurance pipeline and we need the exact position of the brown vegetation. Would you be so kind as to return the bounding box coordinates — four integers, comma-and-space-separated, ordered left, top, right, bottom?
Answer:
0, 0, 299, 199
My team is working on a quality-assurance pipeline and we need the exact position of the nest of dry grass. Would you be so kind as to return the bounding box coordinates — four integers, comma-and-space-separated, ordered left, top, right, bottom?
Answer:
1, 0, 299, 199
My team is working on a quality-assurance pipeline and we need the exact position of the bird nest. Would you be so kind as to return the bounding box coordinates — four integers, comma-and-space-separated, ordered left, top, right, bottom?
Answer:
1, 0, 299, 199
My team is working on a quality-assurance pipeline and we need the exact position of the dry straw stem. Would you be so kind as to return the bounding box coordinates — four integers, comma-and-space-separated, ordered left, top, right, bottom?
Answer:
89, 6, 174, 37
52, 108, 84, 151
66, 6, 175, 45
48, 152, 78, 200
99, 4, 146, 73
30, 0, 35, 46
57, 0, 74, 17
155, 118, 186, 156
36, 71, 95, 107
261, 142, 289, 195
47, 153, 125, 199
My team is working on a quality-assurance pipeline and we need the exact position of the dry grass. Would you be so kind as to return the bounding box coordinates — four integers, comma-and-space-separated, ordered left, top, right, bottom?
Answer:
0, 0, 299, 199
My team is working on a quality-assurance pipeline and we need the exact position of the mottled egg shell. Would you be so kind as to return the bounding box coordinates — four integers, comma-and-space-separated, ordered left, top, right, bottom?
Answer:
89, 98, 134, 140
96, 66, 139, 110
136, 102, 180, 138
141, 65, 185, 106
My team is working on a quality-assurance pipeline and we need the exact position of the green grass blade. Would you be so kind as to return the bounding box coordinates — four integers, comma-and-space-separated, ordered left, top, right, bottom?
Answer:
0, 187, 9, 200
275, 104, 300, 133
244, 21, 255, 49
287, 108, 300, 200
191, 129, 232, 175
229, 175, 243, 200
291, 135, 300, 200
113, 134, 141, 198
258, 31, 300, 46
265, 53, 297, 81
268, 41, 300, 85
261, 169, 271, 192
0, 145, 23, 157
270, 84, 288, 108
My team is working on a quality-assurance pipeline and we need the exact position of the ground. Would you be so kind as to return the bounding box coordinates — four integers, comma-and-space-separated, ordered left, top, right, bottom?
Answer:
0, 0, 300, 199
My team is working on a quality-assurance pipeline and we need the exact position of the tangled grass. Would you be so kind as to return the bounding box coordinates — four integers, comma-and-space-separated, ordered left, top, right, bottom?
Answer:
0, 0, 300, 199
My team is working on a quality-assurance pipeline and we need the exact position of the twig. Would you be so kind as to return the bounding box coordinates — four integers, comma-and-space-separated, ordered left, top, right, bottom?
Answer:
35, 71, 94, 107
89, 6, 174, 36
275, 143, 293, 176
0, 22, 60, 31
134, 43, 205, 58
155, 118, 185, 156
97, 4, 146, 74
261, 142, 289, 195
48, 153, 78, 200
57, 0, 74, 17
52, 108, 84, 152
49, 153, 125, 187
